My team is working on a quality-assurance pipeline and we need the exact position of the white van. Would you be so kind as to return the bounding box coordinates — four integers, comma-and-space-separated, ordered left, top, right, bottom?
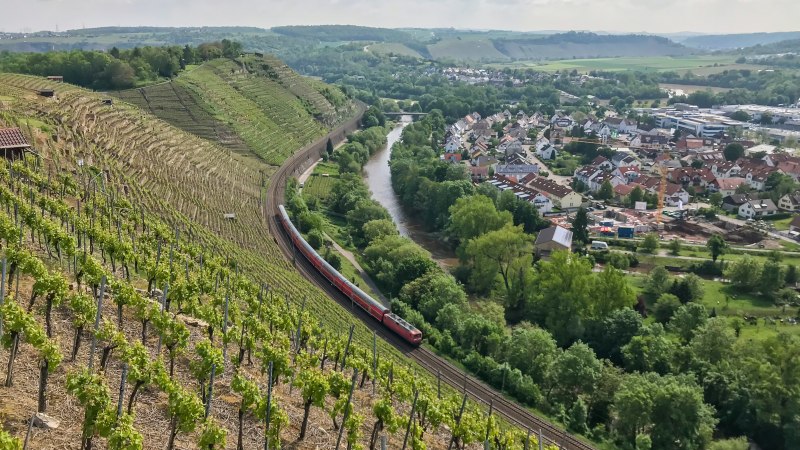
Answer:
591, 241, 609, 251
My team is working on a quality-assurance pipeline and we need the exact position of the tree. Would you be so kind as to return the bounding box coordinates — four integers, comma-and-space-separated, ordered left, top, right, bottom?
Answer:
786, 264, 798, 285
547, 342, 601, 405
653, 293, 682, 323
572, 207, 590, 247
668, 238, 681, 256
644, 266, 671, 301
307, 229, 324, 250
641, 233, 659, 254
326, 138, 334, 156
726, 256, 762, 291
362, 219, 397, 244
690, 317, 736, 366
622, 323, 676, 375
759, 259, 785, 296
706, 234, 728, 262
586, 308, 642, 365
447, 195, 512, 246
598, 180, 614, 200
723, 143, 745, 161
503, 323, 558, 384
465, 224, 534, 308
592, 266, 636, 319
399, 271, 467, 323
629, 186, 644, 207
669, 303, 708, 343
709, 192, 723, 209
531, 251, 594, 345
729, 111, 751, 122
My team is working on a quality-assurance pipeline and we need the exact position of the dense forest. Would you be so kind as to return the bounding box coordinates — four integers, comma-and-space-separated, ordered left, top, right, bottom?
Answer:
0, 40, 243, 89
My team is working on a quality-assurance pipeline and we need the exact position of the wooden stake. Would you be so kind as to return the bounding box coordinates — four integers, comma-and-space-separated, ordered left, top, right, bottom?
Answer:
401, 390, 419, 450
117, 364, 128, 418
264, 361, 273, 450
341, 324, 355, 369
87, 276, 106, 372
334, 369, 358, 450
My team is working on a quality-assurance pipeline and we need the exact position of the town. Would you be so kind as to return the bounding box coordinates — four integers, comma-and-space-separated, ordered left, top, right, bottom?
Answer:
440, 100, 800, 252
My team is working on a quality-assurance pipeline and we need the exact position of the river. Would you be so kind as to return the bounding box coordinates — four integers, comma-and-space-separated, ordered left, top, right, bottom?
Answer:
362, 118, 459, 267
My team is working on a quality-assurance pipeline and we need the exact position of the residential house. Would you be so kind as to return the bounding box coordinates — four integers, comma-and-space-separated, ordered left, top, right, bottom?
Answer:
604, 117, 638, 134
500, 139, 524, 157
525, 176, 583, 209
442, 152, 462, 163
744, 169, 771, 191
589, 172, 625, 193
722, 194, 750, 212
778, 192, 800, 212
763, 153, 800, 167
591, 156, 614, 171
611, 152, 641, 169
777, 161, 800, 182
444, 136, 461, 153
664, 184, 691, 207
489, 175, 553, 214
614, 183, 637, 203
739, 199, 778, 219
537, 144, 557, 160
534, 226, 573, 256
709, 178, 747, 197
711, 161, 742, 179
470, 165, 490, 182
613, 166, 641, 183
549, 126, 566, 144
495, 164, 539, 181
631, 134, 670, 151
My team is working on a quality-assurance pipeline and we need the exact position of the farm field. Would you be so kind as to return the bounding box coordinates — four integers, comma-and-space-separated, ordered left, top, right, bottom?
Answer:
491, 55, 741, 72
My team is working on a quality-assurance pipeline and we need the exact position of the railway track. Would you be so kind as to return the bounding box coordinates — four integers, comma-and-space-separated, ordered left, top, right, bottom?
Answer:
263, 111, 595, 450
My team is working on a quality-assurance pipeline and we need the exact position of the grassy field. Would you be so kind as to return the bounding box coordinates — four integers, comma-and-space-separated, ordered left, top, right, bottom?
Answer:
628, 274, 799, 339
491, 55, 741, 72
302, 161, 339, 203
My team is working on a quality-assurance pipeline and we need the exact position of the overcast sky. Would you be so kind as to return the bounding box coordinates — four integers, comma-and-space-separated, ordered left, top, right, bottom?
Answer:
2, 0, 798, 34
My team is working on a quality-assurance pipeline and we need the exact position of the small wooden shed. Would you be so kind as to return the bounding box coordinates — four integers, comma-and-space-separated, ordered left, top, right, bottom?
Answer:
0, 127, 34, 160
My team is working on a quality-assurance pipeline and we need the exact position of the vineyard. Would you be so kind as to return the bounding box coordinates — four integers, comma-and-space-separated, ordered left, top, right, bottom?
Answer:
114, 54, 354, 167
0, 75, 561, 449
112, 81, 252, 156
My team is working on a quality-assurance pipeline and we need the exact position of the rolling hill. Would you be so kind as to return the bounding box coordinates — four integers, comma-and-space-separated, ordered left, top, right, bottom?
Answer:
493, 32, 693, 60
681, 31, 800, 49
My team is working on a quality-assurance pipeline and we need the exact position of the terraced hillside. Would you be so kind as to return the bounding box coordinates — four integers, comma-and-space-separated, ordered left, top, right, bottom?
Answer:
0, 74, 363, 338
114, 54, 354, 166
113, 81, 251, 155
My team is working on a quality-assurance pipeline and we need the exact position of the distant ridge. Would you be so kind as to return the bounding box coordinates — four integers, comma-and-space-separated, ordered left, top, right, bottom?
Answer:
682, 31, 800, 49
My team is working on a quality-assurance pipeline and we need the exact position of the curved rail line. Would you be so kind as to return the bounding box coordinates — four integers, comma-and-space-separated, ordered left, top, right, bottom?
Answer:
263, 109, 595, 450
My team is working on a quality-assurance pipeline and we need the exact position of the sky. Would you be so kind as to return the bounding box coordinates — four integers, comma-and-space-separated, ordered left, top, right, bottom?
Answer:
1, 0, 798, 35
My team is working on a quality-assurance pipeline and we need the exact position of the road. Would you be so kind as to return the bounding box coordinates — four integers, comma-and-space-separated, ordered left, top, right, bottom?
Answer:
264, 107, 595, 450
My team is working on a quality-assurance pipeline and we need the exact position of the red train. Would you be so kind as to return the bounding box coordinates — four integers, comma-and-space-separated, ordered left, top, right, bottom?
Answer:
278, 205, 422, 345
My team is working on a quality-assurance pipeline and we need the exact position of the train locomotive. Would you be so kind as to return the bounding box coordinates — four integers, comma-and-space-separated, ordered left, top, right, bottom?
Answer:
277, 205, 422, 345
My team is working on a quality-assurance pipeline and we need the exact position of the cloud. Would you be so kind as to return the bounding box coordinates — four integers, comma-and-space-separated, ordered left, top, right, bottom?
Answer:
1, 0, 798, 34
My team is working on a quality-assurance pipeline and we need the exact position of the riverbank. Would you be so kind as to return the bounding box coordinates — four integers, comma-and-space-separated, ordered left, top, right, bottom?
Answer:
363, 120, 459, 268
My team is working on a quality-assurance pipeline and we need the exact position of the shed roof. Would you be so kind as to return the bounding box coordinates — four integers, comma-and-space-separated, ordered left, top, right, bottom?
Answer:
0, 128, 30, 150
535, 225, 573, 248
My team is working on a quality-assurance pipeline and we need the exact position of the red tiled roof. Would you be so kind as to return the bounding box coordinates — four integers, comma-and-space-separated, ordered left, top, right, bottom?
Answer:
0, 128, 30, 150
